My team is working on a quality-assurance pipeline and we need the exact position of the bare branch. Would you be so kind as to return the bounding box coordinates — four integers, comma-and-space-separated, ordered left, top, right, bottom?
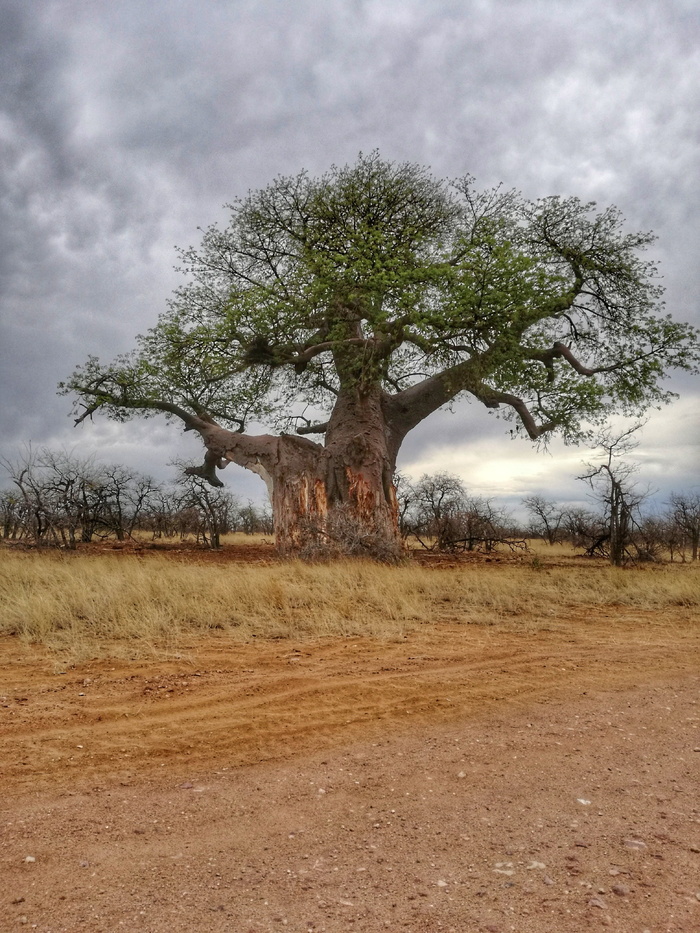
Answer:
73, 389, 210, 432
184, 450, 226, 488
527, 341, 672, 378
468, 385, 558, 440
296, 421, 329, 435
550, 342, 613, 376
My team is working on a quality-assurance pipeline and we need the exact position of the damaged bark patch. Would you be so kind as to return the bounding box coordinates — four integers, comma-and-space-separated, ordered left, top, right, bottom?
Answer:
346, 468, 377, 514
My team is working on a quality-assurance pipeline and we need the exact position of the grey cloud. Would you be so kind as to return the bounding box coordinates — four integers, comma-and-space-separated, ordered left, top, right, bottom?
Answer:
1, 0, 698, 500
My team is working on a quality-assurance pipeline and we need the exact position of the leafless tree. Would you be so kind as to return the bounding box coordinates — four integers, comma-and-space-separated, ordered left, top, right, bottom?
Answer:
0, 447, 162, 547
0, 489, 25, 540
235, 501, 273, 535
398, 472, 468, 550
0, 447, 102, 547
561, 506, 606, 554
578, 425, 650, 566
1, 447, 50, 544
450, 496, 517, 553
95, 466, 162, 540
668, 492, 700, 561
631, 514, 668, 562
398, 472, 517, 552
173, 465, 240, 549
522, 495, 567, 545
393, 472, 417, 541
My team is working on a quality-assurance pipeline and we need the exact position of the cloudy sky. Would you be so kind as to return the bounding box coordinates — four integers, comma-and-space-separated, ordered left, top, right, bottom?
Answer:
1, 0, 698, 512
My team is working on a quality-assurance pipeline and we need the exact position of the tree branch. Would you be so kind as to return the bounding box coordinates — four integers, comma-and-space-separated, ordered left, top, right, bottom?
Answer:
296, 421, 329, 435
184, 450, 227, 487
74, 392, 209, 432
69, 381, 292, 489
386, 354, 559, 448
467, 385, 558, 440
527, 340, 676, 378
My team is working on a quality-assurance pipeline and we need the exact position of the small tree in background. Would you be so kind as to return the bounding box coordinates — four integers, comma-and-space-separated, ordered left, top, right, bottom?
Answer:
631, 513, 671, 562
578, 426, 649, 566
236, 501, 274, 535
444, 495, 515, 552
0, 447, 163, 547
0, 489, 24, 540
0, 447, 103, 548
668, 492, 700, 561
561, 506, 606, 554
173, 465, 240, 549
97, 465, 162, 541
402, 472, 468, 550
522, 495, 567, 545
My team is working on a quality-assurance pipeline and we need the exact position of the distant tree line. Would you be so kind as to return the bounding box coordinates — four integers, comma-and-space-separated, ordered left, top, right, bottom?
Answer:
397, 467, 700, 566
1, 445, 698, 564
0, 448, 272, 550
520, 491, 699, 564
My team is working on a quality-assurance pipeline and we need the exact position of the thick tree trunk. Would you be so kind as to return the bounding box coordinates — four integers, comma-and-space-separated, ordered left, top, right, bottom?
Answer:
274, 390, 401, 559
197, 388, 403, 560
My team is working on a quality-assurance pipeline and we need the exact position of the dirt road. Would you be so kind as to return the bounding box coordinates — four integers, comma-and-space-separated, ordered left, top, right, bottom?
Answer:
2, 612, 699, 932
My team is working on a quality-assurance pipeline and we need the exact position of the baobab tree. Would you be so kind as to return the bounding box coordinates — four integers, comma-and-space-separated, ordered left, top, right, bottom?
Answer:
63, 153, 699, 559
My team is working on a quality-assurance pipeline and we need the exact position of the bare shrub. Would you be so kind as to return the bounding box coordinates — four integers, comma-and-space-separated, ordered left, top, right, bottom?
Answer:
397, 472, 519, 552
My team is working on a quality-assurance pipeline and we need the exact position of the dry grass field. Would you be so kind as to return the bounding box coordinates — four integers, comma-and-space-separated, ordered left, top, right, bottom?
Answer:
2, 540, 699, 932
1, 540, 698, 660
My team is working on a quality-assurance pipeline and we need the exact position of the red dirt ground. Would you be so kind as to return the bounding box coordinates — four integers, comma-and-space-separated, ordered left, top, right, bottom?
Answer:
1, 546, 699, 932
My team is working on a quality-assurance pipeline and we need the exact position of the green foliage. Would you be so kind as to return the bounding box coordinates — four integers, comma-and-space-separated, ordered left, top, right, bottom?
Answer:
63, 151, 700, 442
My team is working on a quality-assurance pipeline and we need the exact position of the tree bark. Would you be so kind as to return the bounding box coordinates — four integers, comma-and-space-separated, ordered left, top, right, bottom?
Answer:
195, 388, 402, 560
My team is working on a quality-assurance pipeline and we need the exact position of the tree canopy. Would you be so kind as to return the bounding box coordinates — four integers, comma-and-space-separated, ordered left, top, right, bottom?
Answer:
63, 153, 699, 557
65, 152, 698, 445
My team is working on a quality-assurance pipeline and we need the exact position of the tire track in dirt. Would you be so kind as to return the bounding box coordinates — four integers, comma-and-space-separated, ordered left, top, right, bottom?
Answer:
2, 612, 699, 797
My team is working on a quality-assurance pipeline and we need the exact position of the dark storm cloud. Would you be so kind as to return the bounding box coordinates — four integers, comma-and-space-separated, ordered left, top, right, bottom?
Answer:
1, 0, 698, 496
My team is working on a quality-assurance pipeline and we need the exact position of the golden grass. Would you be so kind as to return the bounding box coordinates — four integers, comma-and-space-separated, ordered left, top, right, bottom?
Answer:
525, 539, 583, 558
219, 531, 275, 546
122, 530, 275, 547
1, 547, 698, 660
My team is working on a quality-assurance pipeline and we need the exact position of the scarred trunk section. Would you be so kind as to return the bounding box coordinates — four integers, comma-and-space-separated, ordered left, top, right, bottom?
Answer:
269, 442, 331, 557
196, 388, 403, 560
270, 386, 402, 559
